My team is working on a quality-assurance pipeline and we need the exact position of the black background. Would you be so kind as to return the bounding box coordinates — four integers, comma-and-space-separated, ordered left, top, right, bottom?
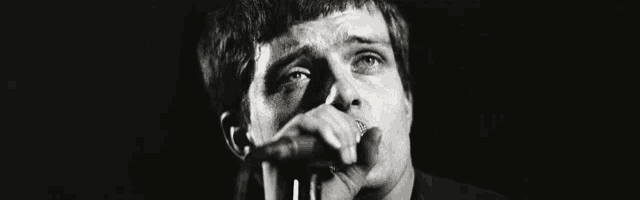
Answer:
3, 0, 634, 199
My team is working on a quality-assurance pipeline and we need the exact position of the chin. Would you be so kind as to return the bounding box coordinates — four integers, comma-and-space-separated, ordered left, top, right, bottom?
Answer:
363, 148, 411, 190
362, 163, 393, 188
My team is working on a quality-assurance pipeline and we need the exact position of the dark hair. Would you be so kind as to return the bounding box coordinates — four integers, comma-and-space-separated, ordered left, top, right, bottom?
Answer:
197, 0, 411, 130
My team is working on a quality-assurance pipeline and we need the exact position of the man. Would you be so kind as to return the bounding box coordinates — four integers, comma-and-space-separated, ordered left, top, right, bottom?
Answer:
197, 0, 509, 199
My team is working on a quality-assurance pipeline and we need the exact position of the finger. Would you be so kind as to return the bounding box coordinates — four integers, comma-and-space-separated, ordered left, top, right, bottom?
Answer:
267, 113, 348, 167
321, 128, 382, 199
315, 112, 355, 165
293, 114, 343, 150
321, 105, 359, 163
313, 108, 355, 165
271, 114, 306, 141
339, 116, 359, 165
356, 127, 382, 171
276, 113, 343, 150
325, 106, 359, 146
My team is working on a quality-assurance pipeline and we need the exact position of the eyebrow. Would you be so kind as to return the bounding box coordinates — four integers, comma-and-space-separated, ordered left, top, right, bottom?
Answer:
340, 35, 391, 46
267, 45, 313, 75
263, 46, 312, 88
263, 35, 391, 84
267, 35, 390, 69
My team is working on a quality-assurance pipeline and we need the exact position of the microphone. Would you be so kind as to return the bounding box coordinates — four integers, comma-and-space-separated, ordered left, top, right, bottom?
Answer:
249, 120, 368, 165
251, 136, 331, 163
240, 136, 333, 200
240, 121, 368, 200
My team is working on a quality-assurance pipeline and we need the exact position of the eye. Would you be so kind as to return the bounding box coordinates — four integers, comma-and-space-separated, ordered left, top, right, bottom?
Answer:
280, 69, 310, 85
287, 72, 309, 82
358, 56, 379, 67
354, 53, 384, 74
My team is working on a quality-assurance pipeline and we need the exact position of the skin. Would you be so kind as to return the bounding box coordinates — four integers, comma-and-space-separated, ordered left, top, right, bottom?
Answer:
237, 4, 415, 200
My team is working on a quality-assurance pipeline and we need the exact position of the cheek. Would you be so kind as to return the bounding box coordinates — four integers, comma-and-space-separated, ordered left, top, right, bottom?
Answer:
248, 87, 308, 145
278, 85, 307, 111
271, 87, 308, 127
248, 85, 278, 146
248, 101, 272, 146
370, 75, 405, 124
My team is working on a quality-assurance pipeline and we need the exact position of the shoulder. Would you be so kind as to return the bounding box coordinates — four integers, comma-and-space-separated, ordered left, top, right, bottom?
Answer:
412, 169, 510, 200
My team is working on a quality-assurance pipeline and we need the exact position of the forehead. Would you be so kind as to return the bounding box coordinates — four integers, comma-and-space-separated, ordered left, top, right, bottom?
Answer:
254, 5, 390, 65
284, 6, 389, 48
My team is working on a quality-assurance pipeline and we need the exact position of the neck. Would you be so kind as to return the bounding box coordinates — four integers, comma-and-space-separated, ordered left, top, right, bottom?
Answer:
356, 161, 415, 200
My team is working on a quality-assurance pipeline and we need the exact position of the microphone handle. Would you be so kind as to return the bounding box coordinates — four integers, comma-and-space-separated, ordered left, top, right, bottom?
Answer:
289, 161, 333, 200
253, 135, 339, 200
251, 135, 345, 200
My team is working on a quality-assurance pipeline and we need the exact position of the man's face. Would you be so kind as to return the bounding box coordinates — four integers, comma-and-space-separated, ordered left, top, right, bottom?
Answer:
246, 5, 413, 188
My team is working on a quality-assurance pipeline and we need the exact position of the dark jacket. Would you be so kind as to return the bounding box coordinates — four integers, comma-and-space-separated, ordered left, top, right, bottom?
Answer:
238, 167, 510, 199
411, 169, 510, 200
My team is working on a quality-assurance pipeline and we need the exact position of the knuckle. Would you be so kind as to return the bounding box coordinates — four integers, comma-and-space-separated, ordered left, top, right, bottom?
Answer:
308, 109, 321, 118
295, 113, 307, 121
319, 104, 333, 112
333, 173, 360, 197
320, 126, 333, 136
279, 114, 306, 137
343, 177, 359, 196
319, 104, 329, 109
297, 113, 313, 125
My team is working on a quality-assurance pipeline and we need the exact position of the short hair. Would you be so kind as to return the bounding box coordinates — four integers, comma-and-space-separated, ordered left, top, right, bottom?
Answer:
197, 0, 412, 130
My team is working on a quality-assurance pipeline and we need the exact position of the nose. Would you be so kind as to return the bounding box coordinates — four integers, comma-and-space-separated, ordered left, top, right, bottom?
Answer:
324, 73, 361, 112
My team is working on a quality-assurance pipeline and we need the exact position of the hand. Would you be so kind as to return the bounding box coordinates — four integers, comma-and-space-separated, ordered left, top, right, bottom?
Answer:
263, 104, 383, 199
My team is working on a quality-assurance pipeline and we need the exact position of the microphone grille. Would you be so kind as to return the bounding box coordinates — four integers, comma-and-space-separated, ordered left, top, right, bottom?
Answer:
356, 121, 367, 136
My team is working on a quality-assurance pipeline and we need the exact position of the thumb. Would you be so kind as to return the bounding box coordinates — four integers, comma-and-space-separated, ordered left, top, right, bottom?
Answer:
323, 127, 381, 198
357, 127, 383, 171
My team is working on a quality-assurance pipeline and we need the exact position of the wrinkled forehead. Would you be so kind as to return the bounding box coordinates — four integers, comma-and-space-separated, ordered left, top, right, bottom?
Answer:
254, 5, 389, 59
285, 7, 388, 48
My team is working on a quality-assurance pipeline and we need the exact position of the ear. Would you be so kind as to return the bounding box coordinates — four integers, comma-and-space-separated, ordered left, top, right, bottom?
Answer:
220, 111, 253, 160
404, 93, 413, 119
403, 93, 414, 135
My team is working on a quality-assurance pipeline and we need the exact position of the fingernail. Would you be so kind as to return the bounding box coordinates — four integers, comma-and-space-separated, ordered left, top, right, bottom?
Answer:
372, 127, 382, 145
341, 148, 352, 164
325, 133, 342, 149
